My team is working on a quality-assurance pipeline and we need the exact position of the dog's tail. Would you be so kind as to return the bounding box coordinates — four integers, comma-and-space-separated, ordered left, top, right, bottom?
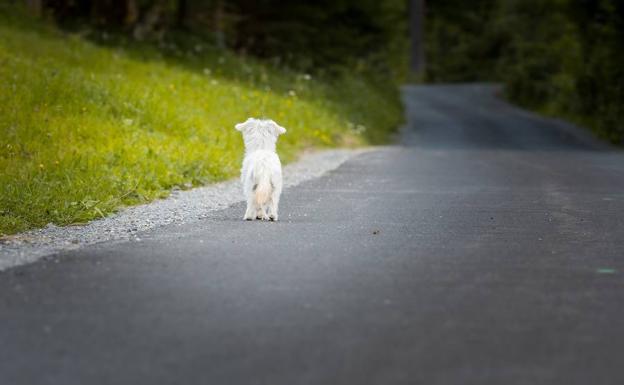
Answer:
254, 173, 272, 207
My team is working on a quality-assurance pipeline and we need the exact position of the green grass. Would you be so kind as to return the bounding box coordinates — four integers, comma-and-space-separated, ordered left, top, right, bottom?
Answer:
0, 7, 403, 235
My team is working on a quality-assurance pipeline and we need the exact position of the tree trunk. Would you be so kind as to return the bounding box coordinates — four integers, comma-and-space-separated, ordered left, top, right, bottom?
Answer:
409, 0, 426, 74
25, 0, 42, 16
125, 0, 140, 26
177, 0, 188, 28
214, 0, 226, 48
133, 0, 166, 40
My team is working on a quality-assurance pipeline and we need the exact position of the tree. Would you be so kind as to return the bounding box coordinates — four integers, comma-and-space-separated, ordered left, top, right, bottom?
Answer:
409, 0, 426, 74
25, 0, 42, 16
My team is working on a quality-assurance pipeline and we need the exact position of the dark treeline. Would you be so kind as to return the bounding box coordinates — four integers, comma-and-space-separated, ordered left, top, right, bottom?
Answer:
21, 1, 623, 143
21, 0, 408, 80
426, 0, 624, 144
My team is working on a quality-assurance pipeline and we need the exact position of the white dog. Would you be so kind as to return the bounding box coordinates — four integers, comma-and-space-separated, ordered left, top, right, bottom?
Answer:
235, 118, 287, 221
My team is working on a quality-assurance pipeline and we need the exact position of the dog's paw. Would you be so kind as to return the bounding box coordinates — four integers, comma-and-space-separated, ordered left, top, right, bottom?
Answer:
243, 215, 254, 221
269, 215, 278, 222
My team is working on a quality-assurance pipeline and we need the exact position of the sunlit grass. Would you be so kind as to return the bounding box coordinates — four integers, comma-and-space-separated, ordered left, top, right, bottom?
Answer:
0, 8, 402, 235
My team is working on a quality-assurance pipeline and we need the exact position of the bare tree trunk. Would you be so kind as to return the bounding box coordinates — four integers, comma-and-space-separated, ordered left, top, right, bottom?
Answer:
90, 0, 128, 26
409, 0, 426, 74
214, 0, 226, 49
177, 0, 188, 28
125, 0, 139, 26
133, 0, 166, 40
25, 0, 42, 16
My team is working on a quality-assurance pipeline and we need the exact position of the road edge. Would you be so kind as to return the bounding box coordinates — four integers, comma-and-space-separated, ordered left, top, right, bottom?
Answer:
0, 148, 372, 271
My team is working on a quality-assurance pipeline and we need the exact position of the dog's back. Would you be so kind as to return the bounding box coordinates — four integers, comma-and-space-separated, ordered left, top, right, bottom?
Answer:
242, 150, 282, 207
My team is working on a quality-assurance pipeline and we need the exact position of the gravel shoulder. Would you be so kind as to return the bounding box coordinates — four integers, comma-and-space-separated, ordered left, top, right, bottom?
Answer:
0, 149, 367, 271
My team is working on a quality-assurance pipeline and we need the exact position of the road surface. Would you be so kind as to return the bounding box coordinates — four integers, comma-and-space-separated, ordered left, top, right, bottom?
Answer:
1, 85, 623, 385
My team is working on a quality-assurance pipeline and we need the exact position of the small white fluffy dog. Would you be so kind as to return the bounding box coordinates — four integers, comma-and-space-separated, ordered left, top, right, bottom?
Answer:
235, 118, 287, 221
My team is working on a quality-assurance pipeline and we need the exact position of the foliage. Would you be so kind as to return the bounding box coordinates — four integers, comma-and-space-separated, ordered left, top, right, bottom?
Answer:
425, 0, 624, 144
231, 0, 409, 82
0, 5, 402, 235
31, 0, 409, 83
424, 0, 503, 82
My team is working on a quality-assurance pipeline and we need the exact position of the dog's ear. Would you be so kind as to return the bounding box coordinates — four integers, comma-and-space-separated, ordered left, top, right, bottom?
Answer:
235, 118, 254, 132
269, 120, 287, 136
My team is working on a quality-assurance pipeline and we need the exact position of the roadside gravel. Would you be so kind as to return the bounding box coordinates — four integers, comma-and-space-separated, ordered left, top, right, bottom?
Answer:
0, 149, 367, 271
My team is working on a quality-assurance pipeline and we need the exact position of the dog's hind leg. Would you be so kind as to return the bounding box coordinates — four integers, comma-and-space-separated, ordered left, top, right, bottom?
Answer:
243, 197, 255, 221
267, 191, 280, 221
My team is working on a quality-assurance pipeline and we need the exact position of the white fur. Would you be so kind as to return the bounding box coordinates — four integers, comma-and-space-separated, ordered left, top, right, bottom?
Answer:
235, 118, 286, 221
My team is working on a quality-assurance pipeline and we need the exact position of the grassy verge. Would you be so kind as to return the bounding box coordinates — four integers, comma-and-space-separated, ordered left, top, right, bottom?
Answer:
0, 7, 403, 235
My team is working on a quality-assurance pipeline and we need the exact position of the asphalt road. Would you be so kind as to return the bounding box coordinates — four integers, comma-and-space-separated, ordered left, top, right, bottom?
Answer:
1, 84, 623, 385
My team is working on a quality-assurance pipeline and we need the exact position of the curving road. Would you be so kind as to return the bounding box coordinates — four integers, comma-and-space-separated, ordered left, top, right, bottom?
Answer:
1, 85, 623, 385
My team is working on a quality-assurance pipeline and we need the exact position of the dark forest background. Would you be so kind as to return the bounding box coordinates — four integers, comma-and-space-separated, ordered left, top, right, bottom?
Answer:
426, 0, 624, 143
13, 0, 624, 143
19, 0, 408, 81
